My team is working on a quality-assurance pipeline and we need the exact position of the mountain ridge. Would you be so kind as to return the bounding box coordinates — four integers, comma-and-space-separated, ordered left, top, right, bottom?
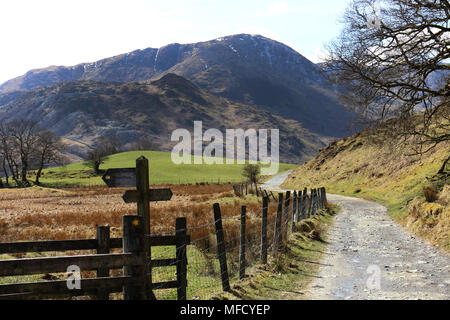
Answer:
0, 34, 353, 138
0, 73, 327, 163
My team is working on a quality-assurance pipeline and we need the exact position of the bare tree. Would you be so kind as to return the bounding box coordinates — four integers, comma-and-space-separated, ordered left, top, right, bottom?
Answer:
33, 131, 66, 185
99, 133, 122, 156
7, 120, 41, 185
0, 120, 67, 187
0, 121, 21, 185
129, 136, 160, 151
0, 155, 3, 188
325, 0, 449, 174
0, 152, 9, 187
242, 164, 261, 191
85, 133, 123, 174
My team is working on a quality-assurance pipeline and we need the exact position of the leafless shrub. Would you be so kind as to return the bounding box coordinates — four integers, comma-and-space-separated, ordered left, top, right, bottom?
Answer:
423, 186, 438, 203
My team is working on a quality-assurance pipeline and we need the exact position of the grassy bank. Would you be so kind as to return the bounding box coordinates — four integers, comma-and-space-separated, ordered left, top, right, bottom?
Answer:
211, 203, 339, 300
282, 131, 449, 252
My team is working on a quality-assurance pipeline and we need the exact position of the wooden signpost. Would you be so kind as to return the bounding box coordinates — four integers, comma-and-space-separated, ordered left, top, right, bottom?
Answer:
102, 168, 137, 188
102, 156, 173, 300
122, 189, 173, 203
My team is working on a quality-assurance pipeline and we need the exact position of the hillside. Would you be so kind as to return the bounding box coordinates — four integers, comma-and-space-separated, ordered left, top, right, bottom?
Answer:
37, 150, 297, 187
282, 130, 450, 251
0, 74, 326, 163
0, 34, 353, 138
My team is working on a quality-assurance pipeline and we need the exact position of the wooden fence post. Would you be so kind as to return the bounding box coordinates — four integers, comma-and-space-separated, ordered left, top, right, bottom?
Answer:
123, 215, 145, 300
322, 187, 327, 206
296, 190, 302, 222
307, 192, 312, 218
314, 189, 318, 214
263, 190, 269, 201
175, 217, 187, 300
273, 193, 283, 254
317, 189, 320, 210
320, 188, 325, 209
135, 156, 155, 300
311, 189, 316, 216
317, 188, 323, 209
96, 225, 110, 300
261, 196, 268, 265
316, 188, 320, 209
239, 206, 246, 280
291, 191, 297, 233
302, 188, 308, 219
245, 184, 248, 195
322, 188, 325, 208
283, 191, 291, 240
315, 189, 319, 212
213, 203, 231, 292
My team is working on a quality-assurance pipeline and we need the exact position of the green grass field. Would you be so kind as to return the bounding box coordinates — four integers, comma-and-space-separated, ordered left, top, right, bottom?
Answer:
39, 151, 297, 187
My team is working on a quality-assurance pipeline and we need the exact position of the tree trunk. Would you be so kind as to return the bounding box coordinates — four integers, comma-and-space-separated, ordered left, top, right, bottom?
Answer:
21, 161, 28, 185
35, 157, 45, 185
8, 160, 19, 185
35, 168, 42, 185
94, 160, 101, 174
2, 158, 8, 186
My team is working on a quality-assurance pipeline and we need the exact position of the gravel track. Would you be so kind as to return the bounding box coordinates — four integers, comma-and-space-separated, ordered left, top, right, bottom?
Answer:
263, 171, 450, 300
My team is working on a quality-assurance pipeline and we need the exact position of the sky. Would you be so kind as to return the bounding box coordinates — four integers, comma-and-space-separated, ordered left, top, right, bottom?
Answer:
0, 0, 351, 84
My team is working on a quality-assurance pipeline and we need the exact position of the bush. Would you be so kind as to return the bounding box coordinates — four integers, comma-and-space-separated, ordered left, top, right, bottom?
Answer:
423, 186, 438, 202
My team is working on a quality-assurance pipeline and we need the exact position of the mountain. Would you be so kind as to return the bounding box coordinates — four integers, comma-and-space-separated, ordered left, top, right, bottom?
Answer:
0, 34, 353, 138
0, 73, 326, 163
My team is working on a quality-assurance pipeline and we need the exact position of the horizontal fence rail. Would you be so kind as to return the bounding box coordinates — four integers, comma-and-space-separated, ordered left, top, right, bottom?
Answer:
0, 236, 189, 254
0, 220, 190, 300
0, 253, 143, 277
0, 276, 138, 299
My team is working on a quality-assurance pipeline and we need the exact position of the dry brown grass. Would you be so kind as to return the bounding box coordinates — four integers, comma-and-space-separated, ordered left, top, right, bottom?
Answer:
406, 185, 450, 250
0, 184, 276, 245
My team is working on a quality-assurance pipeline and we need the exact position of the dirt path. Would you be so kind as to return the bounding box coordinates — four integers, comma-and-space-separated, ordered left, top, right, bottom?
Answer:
263, 172, 450, 300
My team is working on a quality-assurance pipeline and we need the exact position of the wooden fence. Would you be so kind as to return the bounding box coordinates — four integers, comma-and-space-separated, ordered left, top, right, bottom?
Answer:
0, 216, 190, 300
0, 183, 326, 299
233, 183, 276, 201
214, 187, 327, 291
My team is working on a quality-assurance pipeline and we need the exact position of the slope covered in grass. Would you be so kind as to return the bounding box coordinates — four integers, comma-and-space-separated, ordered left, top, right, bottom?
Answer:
282, 130, 449, 252
39, 150, 297, 187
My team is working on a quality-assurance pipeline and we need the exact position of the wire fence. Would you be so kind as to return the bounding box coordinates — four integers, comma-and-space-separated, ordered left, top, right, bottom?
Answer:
150, 186, 328, 300
0, 184, 327, 300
